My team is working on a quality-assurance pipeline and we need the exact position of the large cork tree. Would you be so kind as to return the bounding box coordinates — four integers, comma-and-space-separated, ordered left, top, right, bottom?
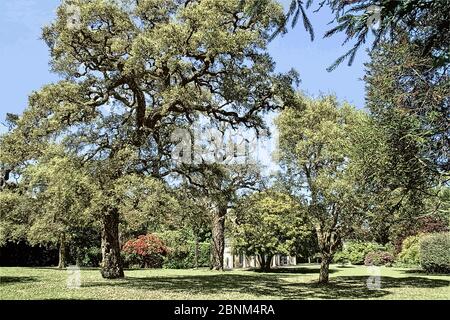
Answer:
3, 0, 296, 278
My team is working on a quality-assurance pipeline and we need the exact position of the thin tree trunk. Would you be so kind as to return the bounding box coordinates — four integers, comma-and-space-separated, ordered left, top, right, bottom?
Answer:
75, 247, 82, 267
100, 208, 124, 279
257, 255, 263, 269
266, 255, 273, 271
319, 254, 332, 284
194, 236, 199, 269
210, 204, 226, 271
58, 233, 66, 269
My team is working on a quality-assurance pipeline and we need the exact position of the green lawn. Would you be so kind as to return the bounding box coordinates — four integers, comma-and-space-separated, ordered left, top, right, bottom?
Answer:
1, 264, 449, 300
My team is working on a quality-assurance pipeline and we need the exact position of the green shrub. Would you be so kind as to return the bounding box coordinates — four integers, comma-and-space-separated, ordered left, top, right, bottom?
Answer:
333, 251, 348, 265
333, 241, 384, 265
420, 232, 450, 274
397, 235, 421, 265
163, 241, 210, 269
121, 251, 142, 269
80, 247, 102, 267
159, 230, 210, 269
194, 242, 211, 267
383, 242, 395, 255
364, 251, 394, 266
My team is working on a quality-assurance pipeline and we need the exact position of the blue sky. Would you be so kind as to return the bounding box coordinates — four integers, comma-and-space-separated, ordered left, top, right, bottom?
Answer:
0, 0, 369, 134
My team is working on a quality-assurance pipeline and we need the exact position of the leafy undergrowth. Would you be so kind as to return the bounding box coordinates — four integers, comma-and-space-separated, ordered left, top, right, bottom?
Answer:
1, 264, 449, 300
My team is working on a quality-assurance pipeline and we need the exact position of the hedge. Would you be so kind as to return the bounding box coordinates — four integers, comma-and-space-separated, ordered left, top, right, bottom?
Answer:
420, 232, 450, 274
333, 241, 385, 265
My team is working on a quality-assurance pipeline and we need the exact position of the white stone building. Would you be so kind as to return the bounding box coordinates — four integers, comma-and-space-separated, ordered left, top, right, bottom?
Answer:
223, 238, 297, 270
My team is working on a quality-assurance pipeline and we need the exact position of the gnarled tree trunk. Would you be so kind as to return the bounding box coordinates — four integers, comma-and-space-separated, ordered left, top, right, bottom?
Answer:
210, 205, 227, 271
100, 208, 124, 279
319, 254, 332, 284
316, 226, 340, 284
57, 233, 66, 269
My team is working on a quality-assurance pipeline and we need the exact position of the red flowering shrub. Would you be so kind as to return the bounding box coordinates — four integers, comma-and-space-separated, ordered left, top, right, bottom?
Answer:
364, 251, 394, 266
122, 234, 169, 268
394, 216, 449, 253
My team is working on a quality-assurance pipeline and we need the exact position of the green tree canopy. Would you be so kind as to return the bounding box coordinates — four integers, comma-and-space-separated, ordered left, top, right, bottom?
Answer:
1, 0, 296, 278
276, 94, 373, 283
231, 190, 309, 271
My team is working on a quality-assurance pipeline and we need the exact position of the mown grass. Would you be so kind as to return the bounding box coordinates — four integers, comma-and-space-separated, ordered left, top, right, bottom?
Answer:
1, 264, 449, 300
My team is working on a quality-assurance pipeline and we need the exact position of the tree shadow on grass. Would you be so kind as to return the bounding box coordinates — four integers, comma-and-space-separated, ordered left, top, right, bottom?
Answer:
28, 267, 100, 271
335, 265, 356, 269
0, 276, 38, 284
295, 276, 449, 299
81, 272, 449, 300
15, 267, 63, 271
253, 267, 337, 274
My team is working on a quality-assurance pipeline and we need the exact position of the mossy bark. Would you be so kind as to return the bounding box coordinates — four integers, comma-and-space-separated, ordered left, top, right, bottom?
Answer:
210, 205, 227, 271
100, 208, 124, 279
